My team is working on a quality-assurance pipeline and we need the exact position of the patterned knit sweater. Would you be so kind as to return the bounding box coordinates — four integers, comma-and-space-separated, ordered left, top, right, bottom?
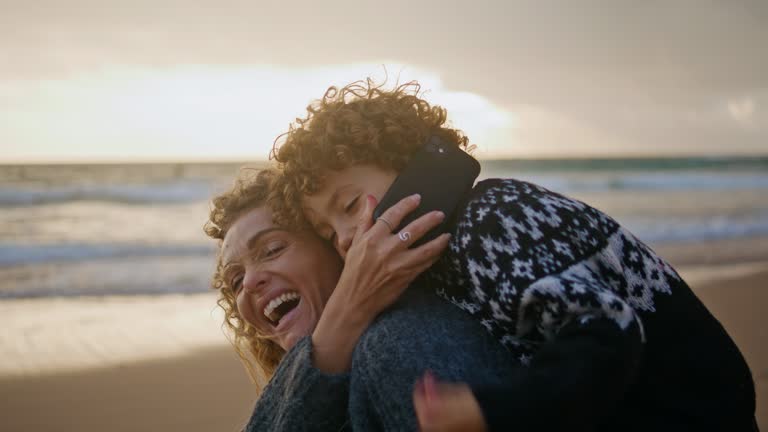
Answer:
427, 178, 757, 431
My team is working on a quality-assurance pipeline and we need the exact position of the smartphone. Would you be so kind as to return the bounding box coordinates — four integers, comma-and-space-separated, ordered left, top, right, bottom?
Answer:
373, 135, 481, 247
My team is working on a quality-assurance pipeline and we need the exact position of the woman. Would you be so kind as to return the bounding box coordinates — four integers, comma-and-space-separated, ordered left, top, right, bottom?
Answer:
271, 79, 758, 431
205, 169, 517, 431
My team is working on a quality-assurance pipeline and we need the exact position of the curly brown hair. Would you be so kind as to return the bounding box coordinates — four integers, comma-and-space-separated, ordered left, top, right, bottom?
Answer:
271, 78, 473, 226
204, 167, 286, 387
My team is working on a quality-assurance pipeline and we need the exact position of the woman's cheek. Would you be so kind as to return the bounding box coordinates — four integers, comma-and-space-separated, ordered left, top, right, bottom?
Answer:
236, 294, 259, 329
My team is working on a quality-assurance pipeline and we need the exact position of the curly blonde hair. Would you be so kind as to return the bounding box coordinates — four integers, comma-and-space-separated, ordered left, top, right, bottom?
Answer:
271, 78, 473, 226
204, 168, 286, 386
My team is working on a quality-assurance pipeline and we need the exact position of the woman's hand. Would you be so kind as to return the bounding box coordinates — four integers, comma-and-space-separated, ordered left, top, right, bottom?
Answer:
312, 194, 451, 373
413, 372, 487, 432
337, 193, 451, 320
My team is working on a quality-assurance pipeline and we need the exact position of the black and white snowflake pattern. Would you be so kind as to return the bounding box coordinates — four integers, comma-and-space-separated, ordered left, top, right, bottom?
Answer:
426, 178, 682, 357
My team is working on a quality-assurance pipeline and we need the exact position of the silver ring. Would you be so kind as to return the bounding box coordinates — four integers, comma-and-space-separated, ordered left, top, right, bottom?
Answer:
398, 231, 411, 242
377, 217, 394, 232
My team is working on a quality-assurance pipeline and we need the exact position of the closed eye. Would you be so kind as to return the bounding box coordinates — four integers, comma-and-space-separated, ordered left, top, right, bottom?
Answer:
344, 196, 360, 214
263, 243, 286, 258
257, 240, 287, 261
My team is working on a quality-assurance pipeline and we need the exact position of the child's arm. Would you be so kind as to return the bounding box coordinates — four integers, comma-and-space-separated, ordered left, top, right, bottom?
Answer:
414, 315, 643, 431
474, 314, 643, 430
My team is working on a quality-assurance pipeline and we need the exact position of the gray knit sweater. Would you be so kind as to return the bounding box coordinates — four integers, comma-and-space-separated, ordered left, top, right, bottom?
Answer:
245, 288, 520, 431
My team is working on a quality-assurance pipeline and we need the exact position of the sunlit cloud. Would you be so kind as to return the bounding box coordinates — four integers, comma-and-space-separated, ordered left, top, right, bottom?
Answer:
0, 64, 518, 163
727, 97, 756, 125
426, 90, 518, 157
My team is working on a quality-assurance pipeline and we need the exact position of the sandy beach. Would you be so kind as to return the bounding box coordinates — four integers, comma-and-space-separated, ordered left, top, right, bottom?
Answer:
0, 294, 260, 432
1, 237, 766, 431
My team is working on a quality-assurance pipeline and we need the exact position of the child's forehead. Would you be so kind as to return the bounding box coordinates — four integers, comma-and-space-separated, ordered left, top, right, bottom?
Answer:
302, 180, 355, 213
299, 204, 320, 227
300, 193, 332, 230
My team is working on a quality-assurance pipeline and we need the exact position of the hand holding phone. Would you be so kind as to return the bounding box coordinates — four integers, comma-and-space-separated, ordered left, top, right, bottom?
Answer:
373, 136, 481, 247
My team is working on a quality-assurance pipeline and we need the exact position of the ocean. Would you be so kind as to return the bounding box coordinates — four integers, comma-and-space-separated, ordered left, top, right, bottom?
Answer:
1, 157, 767, 298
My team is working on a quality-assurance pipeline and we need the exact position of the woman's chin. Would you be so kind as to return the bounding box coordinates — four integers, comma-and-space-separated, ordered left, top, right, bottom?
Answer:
279, 333, 300, 352
278, 326, 311, 352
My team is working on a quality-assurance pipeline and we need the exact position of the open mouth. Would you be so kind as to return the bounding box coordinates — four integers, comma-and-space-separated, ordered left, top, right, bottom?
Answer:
263, 291, 301, 327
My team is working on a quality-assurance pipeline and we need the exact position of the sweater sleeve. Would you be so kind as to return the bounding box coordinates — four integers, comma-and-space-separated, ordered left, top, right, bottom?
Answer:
473, 314, 643, 431
245, 335, 350, 432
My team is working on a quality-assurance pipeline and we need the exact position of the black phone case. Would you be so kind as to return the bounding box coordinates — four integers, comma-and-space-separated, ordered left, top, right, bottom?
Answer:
373, 136, 481, 247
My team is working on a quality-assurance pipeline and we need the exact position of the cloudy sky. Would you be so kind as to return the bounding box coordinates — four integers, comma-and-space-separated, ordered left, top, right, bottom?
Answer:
1, 0, 766, 162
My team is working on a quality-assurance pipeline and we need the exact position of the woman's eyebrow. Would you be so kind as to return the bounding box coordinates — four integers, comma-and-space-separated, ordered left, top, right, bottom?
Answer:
222, 227, 283, 267
244, 228, 284, 252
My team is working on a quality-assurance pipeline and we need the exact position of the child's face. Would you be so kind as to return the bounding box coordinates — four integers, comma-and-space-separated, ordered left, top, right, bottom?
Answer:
302, 164, 397, 259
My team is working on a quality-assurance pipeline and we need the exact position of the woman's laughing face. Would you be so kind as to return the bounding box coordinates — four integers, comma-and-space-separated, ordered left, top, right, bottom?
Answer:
220, 206, 342, 351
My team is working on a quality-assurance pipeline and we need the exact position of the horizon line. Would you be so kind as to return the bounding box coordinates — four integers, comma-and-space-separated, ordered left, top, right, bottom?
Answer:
2, 152, 768, 166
